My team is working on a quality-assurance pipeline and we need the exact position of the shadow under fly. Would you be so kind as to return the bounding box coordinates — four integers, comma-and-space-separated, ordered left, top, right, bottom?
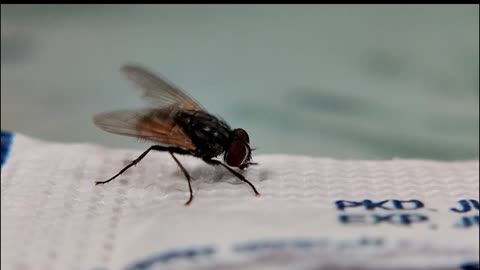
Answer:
93, 64, 261, 206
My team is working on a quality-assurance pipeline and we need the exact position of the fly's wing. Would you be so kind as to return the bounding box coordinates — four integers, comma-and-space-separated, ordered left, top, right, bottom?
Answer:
93, 107, 196, 150
121, 64, 206, 111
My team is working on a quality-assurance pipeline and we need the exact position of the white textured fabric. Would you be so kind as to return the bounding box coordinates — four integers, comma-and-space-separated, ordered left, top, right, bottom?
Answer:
1, 133, 479, 270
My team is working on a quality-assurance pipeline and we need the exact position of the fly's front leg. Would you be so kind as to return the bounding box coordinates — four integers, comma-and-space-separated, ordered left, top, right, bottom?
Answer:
203, 158, 261, 196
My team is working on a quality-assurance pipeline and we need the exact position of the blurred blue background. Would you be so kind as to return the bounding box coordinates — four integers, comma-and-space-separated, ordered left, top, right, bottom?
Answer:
1, 4, 478, 160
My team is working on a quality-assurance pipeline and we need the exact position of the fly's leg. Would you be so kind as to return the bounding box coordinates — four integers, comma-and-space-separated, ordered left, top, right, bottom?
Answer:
169, 152, 194, 206
95, 145, 161, 185
96, 145, 195, 205
203, 158, 261, 197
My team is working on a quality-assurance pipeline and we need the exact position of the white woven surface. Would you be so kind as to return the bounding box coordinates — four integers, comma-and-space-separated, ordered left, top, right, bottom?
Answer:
1, 133, 479, 270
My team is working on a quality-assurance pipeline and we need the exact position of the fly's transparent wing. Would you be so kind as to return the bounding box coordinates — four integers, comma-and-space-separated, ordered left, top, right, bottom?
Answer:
93, 108, 196, 150
121, 64, 206, 111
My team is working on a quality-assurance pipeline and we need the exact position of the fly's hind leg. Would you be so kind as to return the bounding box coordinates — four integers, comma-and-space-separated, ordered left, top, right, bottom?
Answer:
96, 145, 195, 206
95, 145, 161, 185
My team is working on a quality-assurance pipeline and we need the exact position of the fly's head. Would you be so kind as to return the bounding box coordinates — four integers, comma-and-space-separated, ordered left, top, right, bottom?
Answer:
224, 128, 257, 169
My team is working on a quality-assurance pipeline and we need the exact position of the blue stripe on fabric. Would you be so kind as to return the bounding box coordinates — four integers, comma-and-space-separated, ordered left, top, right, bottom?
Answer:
1, 130, 14, 168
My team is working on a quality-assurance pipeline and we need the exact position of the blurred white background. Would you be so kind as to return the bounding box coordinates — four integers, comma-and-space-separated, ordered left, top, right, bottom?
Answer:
1, 4, 478, 160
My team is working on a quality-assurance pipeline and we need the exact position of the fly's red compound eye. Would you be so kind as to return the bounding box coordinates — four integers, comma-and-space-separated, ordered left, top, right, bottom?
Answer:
225, 139, 248, 167
234, 128, 249, 143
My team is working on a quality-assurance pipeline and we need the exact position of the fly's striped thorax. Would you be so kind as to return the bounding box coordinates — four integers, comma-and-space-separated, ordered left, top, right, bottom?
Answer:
175, 110, 232, 158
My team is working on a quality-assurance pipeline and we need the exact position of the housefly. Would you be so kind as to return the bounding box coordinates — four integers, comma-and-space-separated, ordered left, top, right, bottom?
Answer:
93, 64, 260, 205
